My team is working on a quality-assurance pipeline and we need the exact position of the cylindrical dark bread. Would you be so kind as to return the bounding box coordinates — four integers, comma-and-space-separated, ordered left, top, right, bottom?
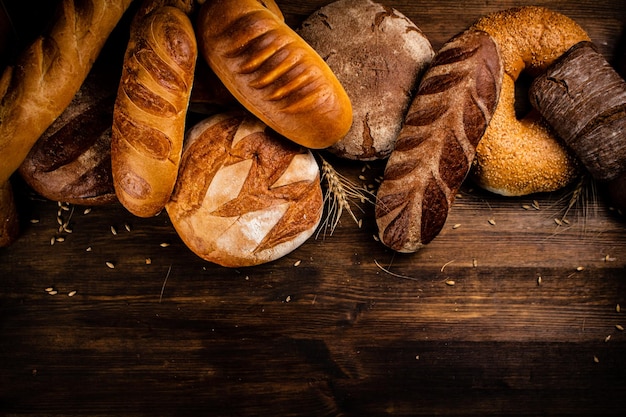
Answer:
297, 0, 434, 160
166, 112, 323, 267
530, 41, 626, 212
196, 0, 353, 149
375, 29, 503, 252
112, 4, 197, 218
0, 181, 19, 248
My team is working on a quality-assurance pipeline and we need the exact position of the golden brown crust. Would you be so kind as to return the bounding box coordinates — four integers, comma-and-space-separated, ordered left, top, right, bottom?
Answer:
166, 112, 323, 267
0, 0, 133, 187
112, 4, 197, 217
470, 6, 590, 196
196, 0, 352, 149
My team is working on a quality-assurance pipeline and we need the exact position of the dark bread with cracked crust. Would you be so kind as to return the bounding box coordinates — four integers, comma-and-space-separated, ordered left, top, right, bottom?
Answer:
375, 30, 502, 252
298, 0, 434, 160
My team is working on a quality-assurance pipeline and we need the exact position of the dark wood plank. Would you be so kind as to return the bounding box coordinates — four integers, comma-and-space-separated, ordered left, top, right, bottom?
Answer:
2, 1, 626, 416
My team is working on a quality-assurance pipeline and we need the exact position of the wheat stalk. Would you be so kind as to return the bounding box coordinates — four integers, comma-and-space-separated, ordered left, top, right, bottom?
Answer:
316, 154, 375, 237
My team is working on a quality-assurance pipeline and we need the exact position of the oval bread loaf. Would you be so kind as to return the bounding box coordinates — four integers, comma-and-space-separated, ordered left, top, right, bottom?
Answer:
112, 4, 197, 217
298, 0, 434, 160
166, 112, 323, 267
196, 0, 353, 149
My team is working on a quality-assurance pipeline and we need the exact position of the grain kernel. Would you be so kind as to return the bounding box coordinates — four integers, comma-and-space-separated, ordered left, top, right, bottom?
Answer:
105, 261, 115, 269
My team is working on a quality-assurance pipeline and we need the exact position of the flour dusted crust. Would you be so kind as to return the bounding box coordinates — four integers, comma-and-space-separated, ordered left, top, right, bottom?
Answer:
298, 0, 434, 160
166, 112, 323, 267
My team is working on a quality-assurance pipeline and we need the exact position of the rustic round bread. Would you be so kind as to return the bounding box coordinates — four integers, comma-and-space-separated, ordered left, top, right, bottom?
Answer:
166, 112, 323, 267
298, 0, 434, 160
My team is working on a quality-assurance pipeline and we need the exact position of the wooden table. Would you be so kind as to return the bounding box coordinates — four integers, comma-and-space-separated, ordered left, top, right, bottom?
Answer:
2, 0, 625, 415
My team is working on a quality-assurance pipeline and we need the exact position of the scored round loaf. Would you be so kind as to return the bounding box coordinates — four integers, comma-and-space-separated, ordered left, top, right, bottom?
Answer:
166, 112, 323, 267
298, 0, 434, 160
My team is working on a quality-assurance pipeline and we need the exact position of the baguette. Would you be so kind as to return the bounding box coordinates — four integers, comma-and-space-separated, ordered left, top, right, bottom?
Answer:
111, 2, 197, 217
196, 0, 352, 149
375, 30, 502, 252
0, 0, 133, 187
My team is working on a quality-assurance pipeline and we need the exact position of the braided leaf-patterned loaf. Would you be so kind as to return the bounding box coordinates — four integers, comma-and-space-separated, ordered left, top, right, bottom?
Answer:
166, 112, 323, 267
375, 30, 502, 252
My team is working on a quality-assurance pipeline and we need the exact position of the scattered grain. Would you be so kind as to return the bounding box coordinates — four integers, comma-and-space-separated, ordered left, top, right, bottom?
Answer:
593, 355, 600, 363
68, 290, 77, 297
48, 290, 58, 295
83, 207, 92, 215
562, 219, 570, 225
44, 287, 54, 292
160, 242, 170, 248
293, 260, 302, 267
616, 324, 624, 331
576, 266, 585, 272
522, 204, 531, 210
50, 236, 56, 246
537, 276, 542, 285
55, 237, 65, 243
532, 200, 540, 210
145, 258, 152, 265
488, 218, 496, 226
86, 246, 92, 252
445, 279, 456, 286
30, 218, 40, 224
554, 218, 563, 226
617, 304, 621, 313
110, 226, 117, 236
604, 335, 611, 343
285, 295, 291, 303
105, 261, 115, 269
358, 175, 366, 181
452, 223, 461, 229
56, 216, 63, 225
124, 223, 131, 232
472, 258, 478, 268
373, 234, 380, 242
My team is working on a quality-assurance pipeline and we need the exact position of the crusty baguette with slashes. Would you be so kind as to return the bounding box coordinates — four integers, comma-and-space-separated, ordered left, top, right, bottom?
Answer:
196, 0, 352, 149
375, 30, 502, 253
0, 0, 133, 188
111, 2, 197, 217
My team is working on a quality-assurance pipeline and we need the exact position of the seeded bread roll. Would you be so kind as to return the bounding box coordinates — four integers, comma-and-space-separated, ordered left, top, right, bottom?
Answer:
112, 3, 197, 217
196, 0, 352, 149
166, 112, 323, 267
298, 0, 434, 160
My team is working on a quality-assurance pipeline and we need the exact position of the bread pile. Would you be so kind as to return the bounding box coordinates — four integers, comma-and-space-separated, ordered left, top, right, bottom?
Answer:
2, 0, 625, 261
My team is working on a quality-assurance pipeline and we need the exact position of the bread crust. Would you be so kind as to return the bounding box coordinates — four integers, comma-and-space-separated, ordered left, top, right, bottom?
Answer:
112, 4, 197, 217
0, 0, 133, 187
196, 0, 352, 149
470, 6, 589, 196
166, 112, 323, 267
298, 0, 434, 160
375, 29, 502, 252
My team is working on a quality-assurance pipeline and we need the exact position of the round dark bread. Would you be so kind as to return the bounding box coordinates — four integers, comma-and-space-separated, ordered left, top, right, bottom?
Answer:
298, 0, 434, 160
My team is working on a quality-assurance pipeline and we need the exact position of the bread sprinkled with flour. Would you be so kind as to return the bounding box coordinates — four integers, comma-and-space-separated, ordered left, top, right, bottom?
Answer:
166, 112, 323, 267
298, 0, 434, 160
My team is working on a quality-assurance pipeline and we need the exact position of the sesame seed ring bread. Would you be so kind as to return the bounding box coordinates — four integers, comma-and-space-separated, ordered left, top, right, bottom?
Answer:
470, 6, 590, 196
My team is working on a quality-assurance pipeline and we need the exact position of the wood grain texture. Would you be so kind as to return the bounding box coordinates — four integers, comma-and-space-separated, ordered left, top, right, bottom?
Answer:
2, 1, 626, 416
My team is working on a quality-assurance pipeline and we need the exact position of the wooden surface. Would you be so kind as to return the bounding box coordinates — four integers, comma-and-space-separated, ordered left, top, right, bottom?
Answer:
2, 0, 626, 415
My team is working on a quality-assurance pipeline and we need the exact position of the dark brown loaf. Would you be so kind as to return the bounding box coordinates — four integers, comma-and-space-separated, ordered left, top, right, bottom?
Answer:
196, 0, 353, 149
112, 3, 197, 217
0, 181, 19, 247
375, 30, 502, 253
18, 62, 119, 206
529, 41, 626, 212
297, 0, 434, 160
166, 112, 323, 268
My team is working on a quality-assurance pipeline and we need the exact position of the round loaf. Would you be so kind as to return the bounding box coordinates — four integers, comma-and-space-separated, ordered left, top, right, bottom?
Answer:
166, 112, 323, 267
298, 0, 434, 160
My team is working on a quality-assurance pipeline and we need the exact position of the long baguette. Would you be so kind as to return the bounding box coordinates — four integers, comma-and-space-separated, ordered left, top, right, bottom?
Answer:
375, 30, 502, 252
0, 0, 134, 187
111, 1, 197, 217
